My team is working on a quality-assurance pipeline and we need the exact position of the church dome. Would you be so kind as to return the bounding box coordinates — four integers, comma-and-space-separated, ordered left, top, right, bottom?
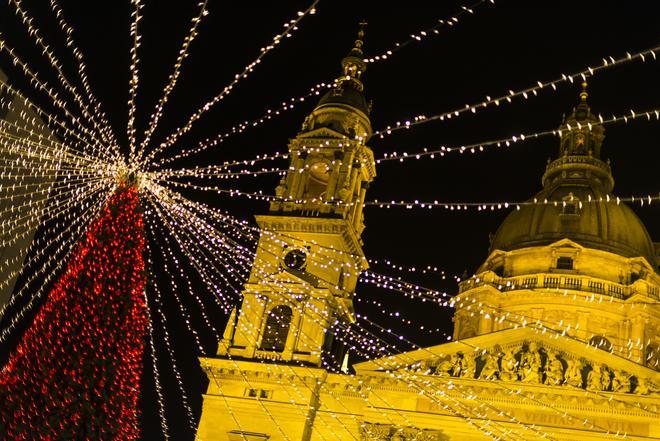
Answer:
490, 84, 657, 267
490, 181, 656, 265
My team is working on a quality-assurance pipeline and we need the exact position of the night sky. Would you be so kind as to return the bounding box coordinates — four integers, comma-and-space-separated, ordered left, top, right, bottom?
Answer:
0, 1, 658, 439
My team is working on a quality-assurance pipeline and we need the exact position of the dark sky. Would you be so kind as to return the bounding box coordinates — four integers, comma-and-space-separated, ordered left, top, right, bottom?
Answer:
0, 1, 658, 439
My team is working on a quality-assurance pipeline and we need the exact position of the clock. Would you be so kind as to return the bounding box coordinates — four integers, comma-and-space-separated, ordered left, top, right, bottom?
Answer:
282, 249, 307, 271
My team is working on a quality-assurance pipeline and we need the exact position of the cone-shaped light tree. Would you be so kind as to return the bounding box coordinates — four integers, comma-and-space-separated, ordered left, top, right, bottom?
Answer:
0, 184, 147, 440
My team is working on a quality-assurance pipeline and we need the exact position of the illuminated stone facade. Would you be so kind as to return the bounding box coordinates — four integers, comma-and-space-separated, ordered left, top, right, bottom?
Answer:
195, 43, 660, 440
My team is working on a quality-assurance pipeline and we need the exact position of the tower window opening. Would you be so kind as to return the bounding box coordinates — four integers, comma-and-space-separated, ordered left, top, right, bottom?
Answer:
556, 256, 574, 270
260, 305, 293, 352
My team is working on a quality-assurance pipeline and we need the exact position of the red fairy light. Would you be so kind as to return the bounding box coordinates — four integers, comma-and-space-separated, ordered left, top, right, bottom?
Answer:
0, 185, 147, 440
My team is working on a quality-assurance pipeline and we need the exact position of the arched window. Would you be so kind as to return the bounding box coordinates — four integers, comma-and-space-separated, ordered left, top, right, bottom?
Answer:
260, 305, 293, 352
646, 343, 660, 370
589, 335, 613, 352
304, 160, 331, 198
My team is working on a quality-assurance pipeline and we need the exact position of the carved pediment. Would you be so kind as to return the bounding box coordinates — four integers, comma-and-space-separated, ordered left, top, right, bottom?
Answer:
354, 328, 660, 396
295, 126, 348, 140
547, 238, 584, 250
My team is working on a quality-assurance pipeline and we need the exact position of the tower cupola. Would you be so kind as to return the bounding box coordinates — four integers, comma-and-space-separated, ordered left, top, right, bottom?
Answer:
542, 81, 612, 192
301, 22, 371, 140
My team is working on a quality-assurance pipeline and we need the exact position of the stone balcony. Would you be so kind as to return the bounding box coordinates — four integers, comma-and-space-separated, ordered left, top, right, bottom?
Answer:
458, 271, 660, 301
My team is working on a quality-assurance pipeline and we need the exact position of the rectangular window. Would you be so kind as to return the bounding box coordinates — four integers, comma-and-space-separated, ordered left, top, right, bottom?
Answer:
244, 388, 272, 399
556, 256, 573, 270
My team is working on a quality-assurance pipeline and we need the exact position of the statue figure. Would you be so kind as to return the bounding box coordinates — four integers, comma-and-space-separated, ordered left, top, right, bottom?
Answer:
393, 427, 435, 441
446, 353, 460, 377
460, 353, 476, 379
479, 352, 500, 380
634, 378, 651, 395
544, 351, 564, 386
587, 363, 603, 391
611, 370, 631, 393
600, 365, 612, 391
564, 359, 583, 388
435, 356, 453, 377
520, 343, 541, 383
274, 177, 287, 197
360, 423, 392, 440
500, 349, 518, 382
301, 114, 314, 132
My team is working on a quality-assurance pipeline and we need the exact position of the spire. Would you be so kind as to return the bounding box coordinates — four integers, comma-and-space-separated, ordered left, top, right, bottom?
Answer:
558, 79, 604, 157
340, 21, 368, 89
579, 80, 589, 102
300, 22, 373, 139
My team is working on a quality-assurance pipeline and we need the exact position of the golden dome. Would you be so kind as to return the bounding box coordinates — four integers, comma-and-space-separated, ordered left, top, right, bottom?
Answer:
490, 91, 657, 268
490, 182, 656, 266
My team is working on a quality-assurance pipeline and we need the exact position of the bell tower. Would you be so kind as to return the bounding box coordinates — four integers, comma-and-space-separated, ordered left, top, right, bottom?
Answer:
196, 26, 376, 441
218, 22, 375, 369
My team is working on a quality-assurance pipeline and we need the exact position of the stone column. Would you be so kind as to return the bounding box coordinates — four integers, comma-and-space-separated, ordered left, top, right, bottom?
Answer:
575, 311, 589, 341
630, 317, 646, 363
478, 312, 493, 335
245, 295, 268, 357
352, 183, 368, 231
283, 305, 302, 360
292, 153, 307, 199
325, 150, 344, 199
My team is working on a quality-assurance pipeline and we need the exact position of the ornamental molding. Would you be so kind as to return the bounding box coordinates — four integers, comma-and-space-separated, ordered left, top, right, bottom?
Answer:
358, 373, 659, 418
256, 215, 349, 234
293, 127, 349, 141
199, 357, 325, 386
255, 215, 365, 259
359, 422, 448, 441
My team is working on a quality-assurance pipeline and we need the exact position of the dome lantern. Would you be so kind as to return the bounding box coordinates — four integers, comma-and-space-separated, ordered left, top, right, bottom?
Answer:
542, 80, 612, 192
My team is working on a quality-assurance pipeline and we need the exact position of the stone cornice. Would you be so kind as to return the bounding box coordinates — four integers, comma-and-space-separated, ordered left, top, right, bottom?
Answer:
361, 372, 659, 418
255, 215, 366, 263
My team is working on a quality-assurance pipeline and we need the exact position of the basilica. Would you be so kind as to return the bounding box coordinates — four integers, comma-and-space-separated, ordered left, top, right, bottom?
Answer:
195, 31, 660, 440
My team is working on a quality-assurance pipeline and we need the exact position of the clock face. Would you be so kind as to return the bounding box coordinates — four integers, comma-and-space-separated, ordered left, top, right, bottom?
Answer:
283, 249, 307, 271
